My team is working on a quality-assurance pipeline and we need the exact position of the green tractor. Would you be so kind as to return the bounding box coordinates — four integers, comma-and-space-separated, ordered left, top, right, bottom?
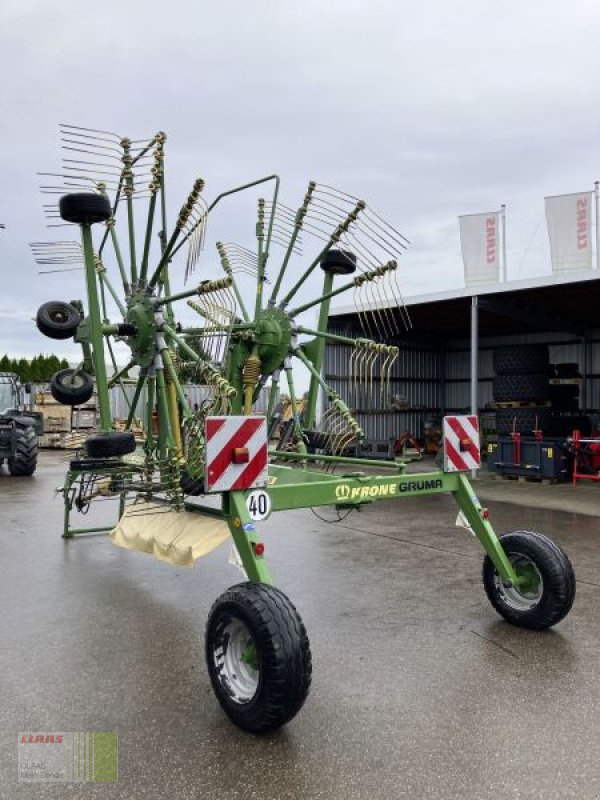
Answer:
0, 373, 42, 476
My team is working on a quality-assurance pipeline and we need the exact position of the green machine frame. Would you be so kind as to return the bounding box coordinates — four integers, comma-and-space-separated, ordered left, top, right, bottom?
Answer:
35, 125, 575, 734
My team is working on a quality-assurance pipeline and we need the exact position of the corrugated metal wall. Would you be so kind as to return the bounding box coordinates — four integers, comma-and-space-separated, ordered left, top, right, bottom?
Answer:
325, 322, 600, 441
325, 324, 441, 440
110, 382, 271, 420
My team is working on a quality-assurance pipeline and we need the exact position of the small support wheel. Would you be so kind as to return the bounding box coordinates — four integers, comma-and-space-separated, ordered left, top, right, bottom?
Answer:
205, 582, 312, 733
50, 369, 94, 406
86, 431, 136, 458
36, 301, 81, 340
482, 531, 575, 630
59, 192, 112, 225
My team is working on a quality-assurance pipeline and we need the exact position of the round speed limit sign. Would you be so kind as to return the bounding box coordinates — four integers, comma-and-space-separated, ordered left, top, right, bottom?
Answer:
246, 489, 272, 521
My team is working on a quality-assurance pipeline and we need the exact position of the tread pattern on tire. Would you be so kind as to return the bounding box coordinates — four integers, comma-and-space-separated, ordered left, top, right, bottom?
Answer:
86, 431, 136, 458
482, 530, 575, 630
50, 369, 94, 406
493, 345, 549, 376
493, 373, 548, 402
8, 427, 37, 476
206, 582, 312, 733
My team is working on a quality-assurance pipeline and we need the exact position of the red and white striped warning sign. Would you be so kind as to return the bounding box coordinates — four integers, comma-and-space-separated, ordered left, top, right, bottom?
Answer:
204, 416, 268, 493
443, 415, 481, 472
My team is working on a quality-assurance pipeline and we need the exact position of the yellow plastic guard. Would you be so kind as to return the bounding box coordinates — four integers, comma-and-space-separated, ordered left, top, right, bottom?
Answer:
110, 502, 230, 567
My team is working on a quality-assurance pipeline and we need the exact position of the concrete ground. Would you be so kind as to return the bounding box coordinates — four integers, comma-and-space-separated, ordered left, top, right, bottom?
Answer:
1, 450, 600, 800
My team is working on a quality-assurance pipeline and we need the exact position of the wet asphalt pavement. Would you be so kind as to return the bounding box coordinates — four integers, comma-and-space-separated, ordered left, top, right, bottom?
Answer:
1, 450, 600, 799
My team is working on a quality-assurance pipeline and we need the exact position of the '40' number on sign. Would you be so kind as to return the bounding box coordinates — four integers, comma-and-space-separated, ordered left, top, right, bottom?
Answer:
246, 490, 271, 521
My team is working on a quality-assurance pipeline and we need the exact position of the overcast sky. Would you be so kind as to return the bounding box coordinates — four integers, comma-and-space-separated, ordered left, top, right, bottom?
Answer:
2, 0, 600, 365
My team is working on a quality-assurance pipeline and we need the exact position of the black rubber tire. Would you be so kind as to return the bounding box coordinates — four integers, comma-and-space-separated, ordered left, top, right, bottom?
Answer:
205, 582, 312, 733
59, 192, 112, 225
493, 345, 549, 376
36, 301, 81, 340
495, 408, 550, 435
320, 249, 357, 275
483, 531, 575, 630
50, 369, 94, 406
8, 426, 37, 476
86, 431, 136, 458
493, 373, 548, 403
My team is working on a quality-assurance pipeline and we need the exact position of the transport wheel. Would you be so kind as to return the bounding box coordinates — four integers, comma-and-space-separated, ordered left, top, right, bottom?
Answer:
36, 301, 81, 340
8, 427, 37, 476
59, 192, 112, 225
86, 431, 136, 458
50, 369, 94, 405
482, 531, 575, 630
205, 582, 312, 733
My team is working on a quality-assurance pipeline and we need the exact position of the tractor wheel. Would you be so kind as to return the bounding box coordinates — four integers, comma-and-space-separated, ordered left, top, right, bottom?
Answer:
483, 531, 575, 630
50, 369, 94, 406
205, 582, 312, 733
86, 431, 136, 458
8, 427, 38, 476
59, 192, 112, 225
36, 301, 81, 340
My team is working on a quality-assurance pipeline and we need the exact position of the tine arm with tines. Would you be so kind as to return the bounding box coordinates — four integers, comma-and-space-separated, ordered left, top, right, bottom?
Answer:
268, 181, 316, 306
148, 177, 205, 288
216, 242, 249, 321
139, 136, 165, 283
279, 199, 365, 308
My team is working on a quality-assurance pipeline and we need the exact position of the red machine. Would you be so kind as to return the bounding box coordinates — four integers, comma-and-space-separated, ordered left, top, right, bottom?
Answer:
571, 429, 600, 486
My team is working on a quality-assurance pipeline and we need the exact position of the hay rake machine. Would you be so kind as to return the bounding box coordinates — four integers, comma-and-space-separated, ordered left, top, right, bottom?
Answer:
35, 125, 575, 733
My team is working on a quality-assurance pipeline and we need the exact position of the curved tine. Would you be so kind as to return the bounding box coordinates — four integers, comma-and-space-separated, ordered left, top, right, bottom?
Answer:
362, 206, 411, 248
271, 234, 303, 255
223, 242, 258, 258
60, 141, 124, 160
317, 183, 411, 247
355, 214, 408, 257
379, 348, 391, 404
302, 214, 344, 240
365, 348, 376, 410
355, 283, 372, 340
303, 201, 344, 227
227, 250, 258, 267
61, 158, 123, 172
385, 270, 401, 336
352, 217, 405, 262
373, 273, 395, 339
348, 345, 357, 410
308, 193, 354, 217
385, 348, 399, 404
60, 123, 123, 139
356, 344, 366, 410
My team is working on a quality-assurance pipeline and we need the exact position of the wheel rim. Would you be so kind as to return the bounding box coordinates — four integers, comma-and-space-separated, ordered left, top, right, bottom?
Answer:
50, 309, 69, 324
494, 551, 544, 611
212, 618, 259, 704
64, 374, 85, 389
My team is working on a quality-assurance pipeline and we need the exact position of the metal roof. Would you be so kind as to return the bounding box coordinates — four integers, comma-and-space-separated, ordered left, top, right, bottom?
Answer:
330, 269, 600, 339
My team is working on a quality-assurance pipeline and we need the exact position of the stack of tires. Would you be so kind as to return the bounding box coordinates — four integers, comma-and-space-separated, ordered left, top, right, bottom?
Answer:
493, 345, 550, 435
549, 363, 580, 411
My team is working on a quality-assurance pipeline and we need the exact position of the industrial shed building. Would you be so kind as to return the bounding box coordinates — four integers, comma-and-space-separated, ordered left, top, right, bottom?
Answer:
325, 270, 600, 447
